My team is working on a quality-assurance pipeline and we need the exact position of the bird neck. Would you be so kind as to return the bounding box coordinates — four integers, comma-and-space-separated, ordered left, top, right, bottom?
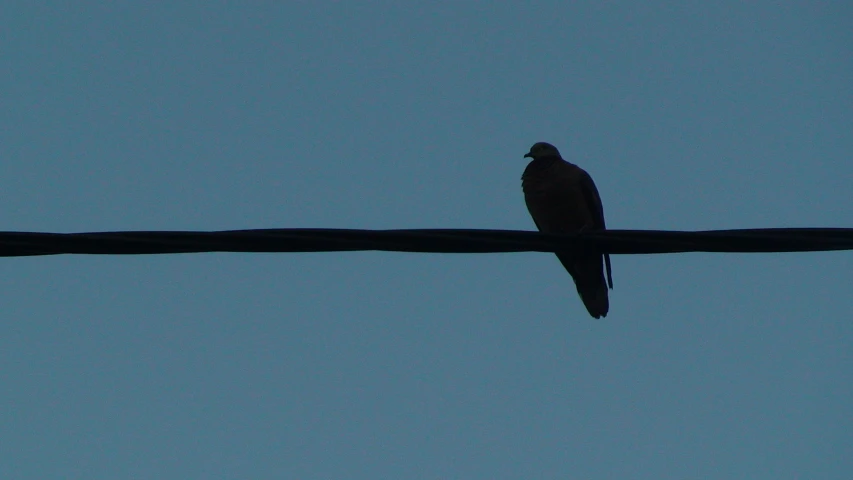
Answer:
522, 156, 561, 177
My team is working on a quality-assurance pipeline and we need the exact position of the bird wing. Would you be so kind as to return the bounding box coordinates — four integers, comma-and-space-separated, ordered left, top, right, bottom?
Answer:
578, 170, 606, 229
578, 170, 613, 289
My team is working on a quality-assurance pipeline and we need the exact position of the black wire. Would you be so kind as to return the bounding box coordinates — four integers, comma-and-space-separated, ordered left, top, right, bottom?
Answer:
0, 227, 851, 257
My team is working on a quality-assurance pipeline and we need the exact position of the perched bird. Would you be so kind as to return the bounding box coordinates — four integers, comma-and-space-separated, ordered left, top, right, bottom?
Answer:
521, 142, 613, 318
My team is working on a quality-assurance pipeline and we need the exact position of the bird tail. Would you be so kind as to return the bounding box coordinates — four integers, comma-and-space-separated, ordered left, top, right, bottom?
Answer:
555, 252, 611, 319
578, 283, 609, 319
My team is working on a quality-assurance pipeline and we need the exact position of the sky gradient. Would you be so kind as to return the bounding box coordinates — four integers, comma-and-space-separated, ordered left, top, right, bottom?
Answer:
1, 2, 851, 478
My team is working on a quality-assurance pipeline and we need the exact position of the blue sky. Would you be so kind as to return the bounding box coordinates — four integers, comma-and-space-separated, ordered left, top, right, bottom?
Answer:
1, 2, 851, 478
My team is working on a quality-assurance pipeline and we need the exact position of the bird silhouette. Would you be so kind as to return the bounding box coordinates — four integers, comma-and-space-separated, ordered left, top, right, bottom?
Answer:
522, 142, 613, 318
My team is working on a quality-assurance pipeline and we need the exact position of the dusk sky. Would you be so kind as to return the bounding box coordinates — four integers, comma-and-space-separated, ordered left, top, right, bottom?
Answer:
1, 3, 851, 478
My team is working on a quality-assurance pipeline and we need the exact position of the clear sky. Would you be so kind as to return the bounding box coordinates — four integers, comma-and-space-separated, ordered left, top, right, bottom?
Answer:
1, 2, 851, 478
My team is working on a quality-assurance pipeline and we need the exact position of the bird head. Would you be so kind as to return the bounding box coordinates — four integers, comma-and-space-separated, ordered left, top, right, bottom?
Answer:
523, 142, 561, 159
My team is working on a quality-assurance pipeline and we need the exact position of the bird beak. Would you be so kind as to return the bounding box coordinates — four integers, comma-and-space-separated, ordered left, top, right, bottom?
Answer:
523, 152, 532, 158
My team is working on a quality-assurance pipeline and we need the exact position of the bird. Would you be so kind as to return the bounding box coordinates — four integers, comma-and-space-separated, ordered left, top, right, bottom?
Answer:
521, 141, 613, 318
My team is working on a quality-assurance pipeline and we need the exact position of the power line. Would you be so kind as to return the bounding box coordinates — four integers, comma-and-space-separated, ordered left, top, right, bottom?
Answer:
0, 227, 851, 257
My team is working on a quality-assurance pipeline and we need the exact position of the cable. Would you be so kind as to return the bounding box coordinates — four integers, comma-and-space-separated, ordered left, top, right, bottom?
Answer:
0, 227, 851, 257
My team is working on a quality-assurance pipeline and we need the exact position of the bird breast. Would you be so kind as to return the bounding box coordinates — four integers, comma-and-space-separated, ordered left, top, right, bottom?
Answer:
522, 161, 594, 232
